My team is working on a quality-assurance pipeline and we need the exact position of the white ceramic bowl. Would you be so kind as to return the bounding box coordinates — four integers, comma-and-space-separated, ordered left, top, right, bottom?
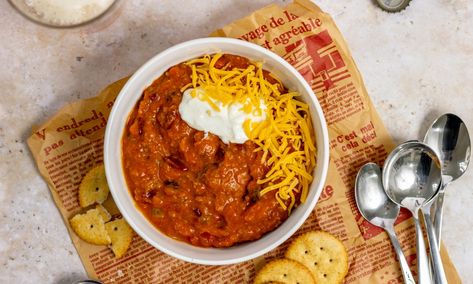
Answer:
104, 37, 329, 265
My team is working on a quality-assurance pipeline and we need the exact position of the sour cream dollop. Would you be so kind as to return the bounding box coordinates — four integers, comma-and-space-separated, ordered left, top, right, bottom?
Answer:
178, 88, 267, 144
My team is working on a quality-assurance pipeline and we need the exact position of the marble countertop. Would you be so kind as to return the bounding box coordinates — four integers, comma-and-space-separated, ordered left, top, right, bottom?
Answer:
1, 0, 472, 283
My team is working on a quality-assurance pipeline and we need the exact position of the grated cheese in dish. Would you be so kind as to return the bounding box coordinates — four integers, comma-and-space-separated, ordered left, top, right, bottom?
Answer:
180, 54, 316, 213
19, 0, 115, 26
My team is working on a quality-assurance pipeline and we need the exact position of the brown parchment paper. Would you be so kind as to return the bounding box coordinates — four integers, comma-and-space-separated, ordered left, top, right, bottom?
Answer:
27, 0, 461, 283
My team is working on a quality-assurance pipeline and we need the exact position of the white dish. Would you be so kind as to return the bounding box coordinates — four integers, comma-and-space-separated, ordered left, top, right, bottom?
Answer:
104, 37, 329, 265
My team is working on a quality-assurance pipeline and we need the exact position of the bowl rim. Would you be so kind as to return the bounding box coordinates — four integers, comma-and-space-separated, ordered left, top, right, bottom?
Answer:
104, 37, 329, 265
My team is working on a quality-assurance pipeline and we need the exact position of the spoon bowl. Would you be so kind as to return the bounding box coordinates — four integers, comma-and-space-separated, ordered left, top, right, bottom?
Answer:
424, 113, 470, 184
355, 163, 400, 226
383, 141, 442, 208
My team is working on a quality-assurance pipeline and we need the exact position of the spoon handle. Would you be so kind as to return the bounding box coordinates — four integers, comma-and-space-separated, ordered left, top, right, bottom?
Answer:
412, 212, 432, 284
386, 226, 416, 284
432, 190, 445, 248
422, 208, 448, 284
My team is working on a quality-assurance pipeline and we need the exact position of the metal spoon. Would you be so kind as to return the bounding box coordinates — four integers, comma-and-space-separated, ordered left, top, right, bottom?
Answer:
383, 141, 444, 284
423, 113, 471, 247
355, 163, 415, 284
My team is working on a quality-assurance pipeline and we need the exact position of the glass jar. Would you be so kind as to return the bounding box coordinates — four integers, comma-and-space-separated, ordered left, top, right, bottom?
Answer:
9, 0, 121, 28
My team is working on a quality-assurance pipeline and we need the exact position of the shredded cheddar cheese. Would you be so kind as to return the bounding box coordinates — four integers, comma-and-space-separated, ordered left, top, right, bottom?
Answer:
184, 54, 316, 213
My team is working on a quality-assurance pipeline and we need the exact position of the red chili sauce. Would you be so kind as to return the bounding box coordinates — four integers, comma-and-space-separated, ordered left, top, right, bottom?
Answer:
122, 54, 289, 247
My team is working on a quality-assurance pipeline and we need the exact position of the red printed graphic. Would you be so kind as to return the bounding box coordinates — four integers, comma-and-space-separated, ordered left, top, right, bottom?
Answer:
405, 252, 417, 268
283, 30, 350, 92
318, 185, 335, 203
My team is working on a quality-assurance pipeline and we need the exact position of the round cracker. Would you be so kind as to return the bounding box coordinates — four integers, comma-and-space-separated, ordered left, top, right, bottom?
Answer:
254, 258, 315, 284
105, 218, 134, 258
79, 164, 110, 207
70, 208, 111, 245
285, 231, 348, 284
